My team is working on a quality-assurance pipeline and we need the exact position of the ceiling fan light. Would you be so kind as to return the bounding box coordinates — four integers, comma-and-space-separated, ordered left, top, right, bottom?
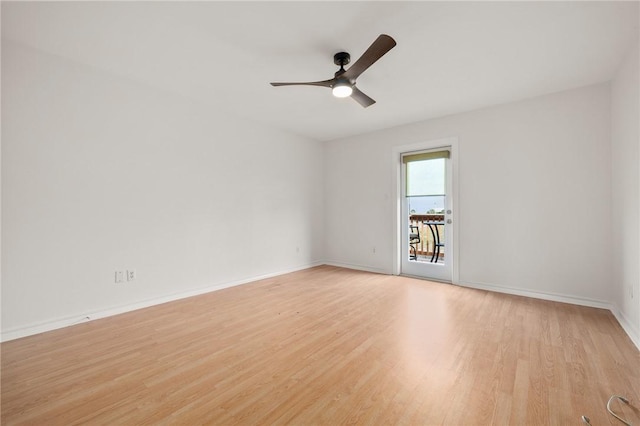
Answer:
332, 83, 353, 98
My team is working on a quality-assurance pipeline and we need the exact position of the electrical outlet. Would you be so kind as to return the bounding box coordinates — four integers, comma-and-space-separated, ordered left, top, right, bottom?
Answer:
127, 270, 136, 281
372, 247, 376, 254
115, 271, 124, 283
631, 285, 634, 299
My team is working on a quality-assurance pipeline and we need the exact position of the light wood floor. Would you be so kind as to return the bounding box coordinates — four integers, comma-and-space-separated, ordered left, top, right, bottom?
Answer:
2, 266, 639, 425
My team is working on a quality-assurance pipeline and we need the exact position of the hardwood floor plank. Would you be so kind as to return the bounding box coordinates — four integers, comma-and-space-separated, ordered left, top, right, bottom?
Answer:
2, 266, 639, 425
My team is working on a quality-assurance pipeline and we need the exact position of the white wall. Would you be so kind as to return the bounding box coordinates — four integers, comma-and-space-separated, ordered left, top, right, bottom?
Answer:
611, 41, 640, 344
325, 84, 612, 304
1, 41, 324, 338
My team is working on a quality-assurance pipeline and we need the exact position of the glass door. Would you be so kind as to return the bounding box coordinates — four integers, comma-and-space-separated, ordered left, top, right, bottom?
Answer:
400, 149, 453, 281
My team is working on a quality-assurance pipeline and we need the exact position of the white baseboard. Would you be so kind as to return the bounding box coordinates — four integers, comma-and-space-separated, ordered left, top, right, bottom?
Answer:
1, 262, 323, 342
457, 279, 613, 310
323, 260, 389, 275
610, 306, 640, 351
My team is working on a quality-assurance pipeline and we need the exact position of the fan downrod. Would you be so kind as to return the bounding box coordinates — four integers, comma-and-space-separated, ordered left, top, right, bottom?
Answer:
333, 52, 350, 67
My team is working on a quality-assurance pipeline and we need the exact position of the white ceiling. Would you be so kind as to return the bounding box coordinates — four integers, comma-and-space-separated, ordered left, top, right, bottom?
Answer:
2, 1, 638, 142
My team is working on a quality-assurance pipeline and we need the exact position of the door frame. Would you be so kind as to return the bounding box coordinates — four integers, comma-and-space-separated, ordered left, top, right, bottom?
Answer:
391, 137, 459, 283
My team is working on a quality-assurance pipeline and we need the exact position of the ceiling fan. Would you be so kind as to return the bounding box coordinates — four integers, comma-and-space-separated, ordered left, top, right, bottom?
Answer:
270, 34, 396, 108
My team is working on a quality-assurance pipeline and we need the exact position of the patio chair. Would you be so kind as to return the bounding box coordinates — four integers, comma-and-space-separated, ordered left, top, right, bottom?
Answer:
409, 225, 420, 260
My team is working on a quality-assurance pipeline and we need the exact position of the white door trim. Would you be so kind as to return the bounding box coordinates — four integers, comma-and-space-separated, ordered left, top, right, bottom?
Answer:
391, 137, 459, 284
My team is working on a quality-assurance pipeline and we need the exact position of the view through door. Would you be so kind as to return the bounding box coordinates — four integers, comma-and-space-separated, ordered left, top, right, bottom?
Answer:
400, 148, 453, 281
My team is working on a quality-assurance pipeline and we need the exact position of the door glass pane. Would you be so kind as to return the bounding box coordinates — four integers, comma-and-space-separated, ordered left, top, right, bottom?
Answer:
406, 158, 446, 263
406, 158, 445, 196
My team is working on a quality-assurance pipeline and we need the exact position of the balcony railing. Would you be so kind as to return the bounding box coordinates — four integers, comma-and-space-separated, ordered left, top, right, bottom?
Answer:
409, 214, 445, 260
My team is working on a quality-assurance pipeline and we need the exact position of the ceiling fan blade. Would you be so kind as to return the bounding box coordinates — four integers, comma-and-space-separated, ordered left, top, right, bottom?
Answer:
351, 87, 376, 108
343, 34, 396, 81
270, 78, 334, 88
